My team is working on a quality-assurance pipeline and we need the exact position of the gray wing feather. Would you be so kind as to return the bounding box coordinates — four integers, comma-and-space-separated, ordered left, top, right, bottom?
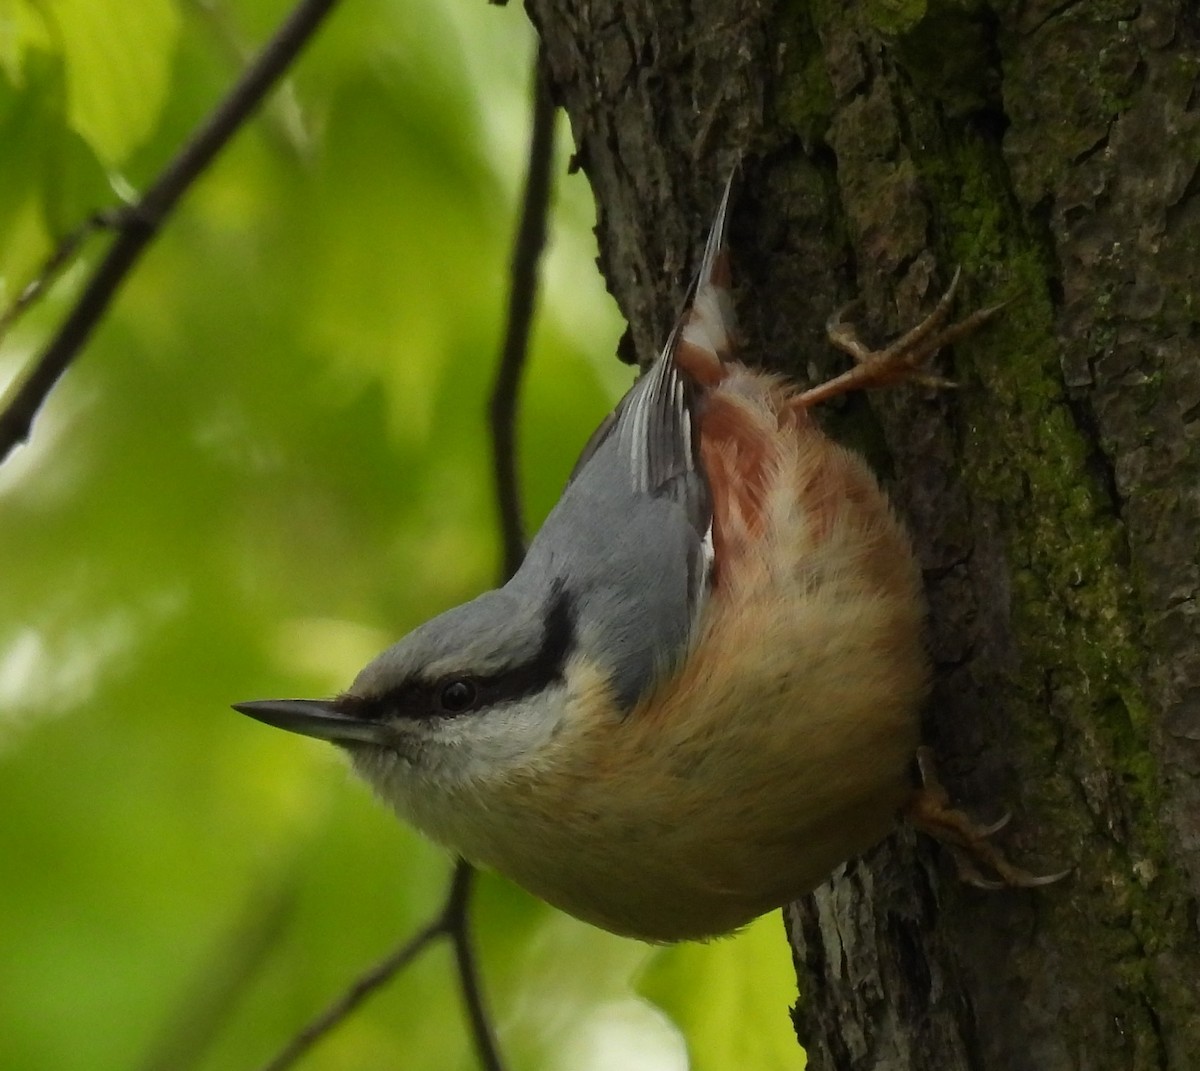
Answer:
565, 326, 696, 498
513, 334, 712, 711
619, 327, 694, 490
515, 172, 743, 710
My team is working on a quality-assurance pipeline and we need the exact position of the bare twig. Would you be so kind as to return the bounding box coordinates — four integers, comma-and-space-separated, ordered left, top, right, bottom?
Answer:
255, 915, 444, 1071
0, 211, 119, 344
453, 48, 557, 1070
250, 43, 556, 1071
253, 861, 503, 1071
183, 0, 312, 156
445, 862, 506, 1071
489, 46, 557, 579
0, 0, 342, 465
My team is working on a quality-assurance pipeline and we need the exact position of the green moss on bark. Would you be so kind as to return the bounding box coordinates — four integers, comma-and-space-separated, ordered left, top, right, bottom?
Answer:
765, 1, 1200, 1060
864, 0, 927, 37
912, 126, 1192, 1059
773, 5, 835, 147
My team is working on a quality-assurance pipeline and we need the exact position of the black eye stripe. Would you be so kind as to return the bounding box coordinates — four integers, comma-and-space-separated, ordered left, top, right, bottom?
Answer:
344, 585, 575, 722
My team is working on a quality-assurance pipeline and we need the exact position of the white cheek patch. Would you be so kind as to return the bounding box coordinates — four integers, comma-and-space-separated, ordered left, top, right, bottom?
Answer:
346, 661, 616, 861
350, 683, 572, 815
425, 691, 569, 781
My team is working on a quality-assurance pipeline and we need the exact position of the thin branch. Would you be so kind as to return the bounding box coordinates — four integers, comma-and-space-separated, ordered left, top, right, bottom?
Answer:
183, 0, 312, 157
0, 0, 342, 465
252, 861, 503, 1071
445, 861, 505, 1071
489, 46, 557, 579
0, 211, 118, 344
255, 916, 444, 1071
451, 48, 558, 1071
248, 42, 555, 1071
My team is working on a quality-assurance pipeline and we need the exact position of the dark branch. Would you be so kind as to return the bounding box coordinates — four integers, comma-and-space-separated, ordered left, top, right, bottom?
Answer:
450, 48, 558, 1070
445, 861, 506, 1071
250, 42, 555, 1071
489, 46, 557, 580
254, 915, 445, 1071
0, 0, 342, 465
0, 211, 118, 344
253, 862, 506, 1071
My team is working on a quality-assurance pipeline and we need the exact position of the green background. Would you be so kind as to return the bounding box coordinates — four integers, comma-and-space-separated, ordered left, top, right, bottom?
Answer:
0, 1, 801, 1068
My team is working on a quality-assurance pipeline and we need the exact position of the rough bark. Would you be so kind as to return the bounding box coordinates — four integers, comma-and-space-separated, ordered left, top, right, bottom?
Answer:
524, 0, 1200, 1068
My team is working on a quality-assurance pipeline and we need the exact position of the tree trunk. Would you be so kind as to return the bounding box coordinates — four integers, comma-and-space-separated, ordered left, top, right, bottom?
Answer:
525, 0, 1200, 1067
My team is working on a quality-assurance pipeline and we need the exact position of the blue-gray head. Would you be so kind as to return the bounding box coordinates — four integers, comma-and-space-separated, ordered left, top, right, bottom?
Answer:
235, 327, 713, 803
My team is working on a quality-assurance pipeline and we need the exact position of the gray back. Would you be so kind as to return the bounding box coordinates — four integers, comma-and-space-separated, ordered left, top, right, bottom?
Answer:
509, 349, 712, 709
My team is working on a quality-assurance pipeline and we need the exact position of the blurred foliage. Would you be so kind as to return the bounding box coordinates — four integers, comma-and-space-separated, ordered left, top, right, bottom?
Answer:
0, 1, 801, 1069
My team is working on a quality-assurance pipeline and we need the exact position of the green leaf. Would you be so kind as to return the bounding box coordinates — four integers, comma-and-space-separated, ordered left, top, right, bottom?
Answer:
0, 48, 108, 295
637, 916, 806, 1071
20, 0, 181, 166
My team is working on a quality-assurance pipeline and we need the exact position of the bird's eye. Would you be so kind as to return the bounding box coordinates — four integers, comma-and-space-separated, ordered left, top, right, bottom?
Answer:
438, 678, 478, 714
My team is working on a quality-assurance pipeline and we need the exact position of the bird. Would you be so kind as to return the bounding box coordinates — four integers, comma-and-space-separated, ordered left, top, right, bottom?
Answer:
235, 172, 1055, 942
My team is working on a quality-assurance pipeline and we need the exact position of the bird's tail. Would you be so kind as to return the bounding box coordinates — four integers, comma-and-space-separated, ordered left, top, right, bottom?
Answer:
675, 169, 739, 384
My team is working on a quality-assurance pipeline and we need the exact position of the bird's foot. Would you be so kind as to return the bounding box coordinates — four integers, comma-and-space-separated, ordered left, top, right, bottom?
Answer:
904, 746, 1069, 890
796, 268, 1008, 407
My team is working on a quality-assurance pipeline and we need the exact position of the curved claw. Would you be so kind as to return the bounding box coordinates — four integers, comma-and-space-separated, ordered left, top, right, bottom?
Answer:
798, 266, 1008, 409
977, 810, 1013, 838
825, 296, 866, 336
1002, 865, 1073, 889
951, 850, 1006, 891
905, 748, 1069, 891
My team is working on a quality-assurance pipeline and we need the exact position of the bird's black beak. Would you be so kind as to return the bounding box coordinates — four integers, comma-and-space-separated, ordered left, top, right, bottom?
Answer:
232, 698, 388, 746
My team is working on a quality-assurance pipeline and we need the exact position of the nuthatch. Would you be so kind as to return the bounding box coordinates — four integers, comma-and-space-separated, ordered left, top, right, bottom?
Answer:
236, 175, 1056, 942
